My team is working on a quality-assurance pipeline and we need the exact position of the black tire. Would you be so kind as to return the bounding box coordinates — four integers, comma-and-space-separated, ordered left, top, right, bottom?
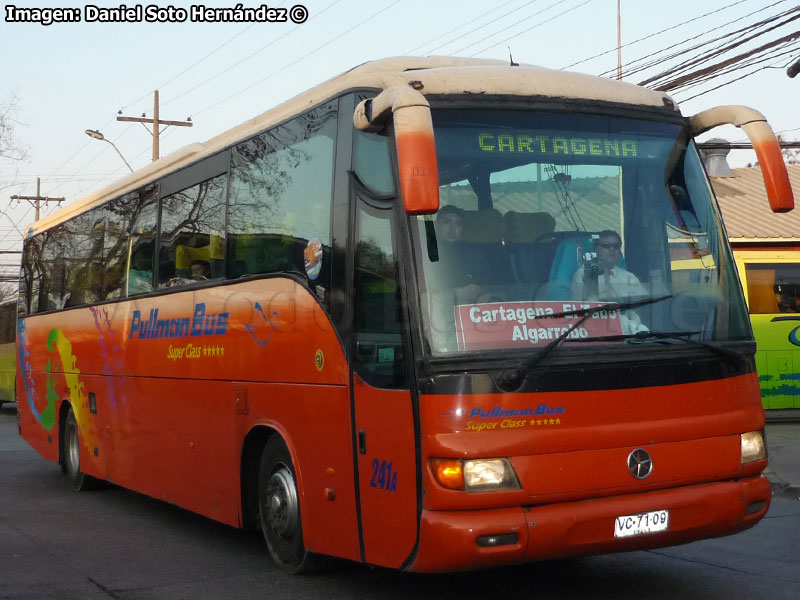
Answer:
62, 408, 99, 491
258, 436, 316, 573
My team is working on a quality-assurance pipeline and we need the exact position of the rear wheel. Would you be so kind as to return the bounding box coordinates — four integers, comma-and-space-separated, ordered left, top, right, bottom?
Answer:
62, 408, 98, 491
258, 436, 316, 573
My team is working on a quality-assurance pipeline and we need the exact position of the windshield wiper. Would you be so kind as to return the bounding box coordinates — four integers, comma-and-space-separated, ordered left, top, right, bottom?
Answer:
497, 294, 673, 390
573, 329, 745, 361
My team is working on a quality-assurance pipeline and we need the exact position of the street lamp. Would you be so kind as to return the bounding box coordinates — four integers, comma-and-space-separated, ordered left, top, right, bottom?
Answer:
84, 129, 134, 172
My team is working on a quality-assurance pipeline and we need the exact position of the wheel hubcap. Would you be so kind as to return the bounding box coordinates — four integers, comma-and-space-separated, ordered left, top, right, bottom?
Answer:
266, 465, 298, 542
67, 424, 79, 474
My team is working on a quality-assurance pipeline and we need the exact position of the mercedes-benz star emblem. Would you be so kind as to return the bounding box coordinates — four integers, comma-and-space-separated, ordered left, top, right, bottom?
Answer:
627, 448, 653, 479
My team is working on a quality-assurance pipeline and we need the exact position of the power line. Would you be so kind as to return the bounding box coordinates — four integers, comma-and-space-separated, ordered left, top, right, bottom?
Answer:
421, 0, 543, 56
562, 0, 757, 71
638, 9, 800, 88
404, 0, 524, 55
192, 0, 402, 118
449, 0, 573, 56
158, 0, 342, 112
596, 0, 791, 79
646, 27, 800, 92
673, 38, 800, 96
155, 23, 258, 91
674, 45, 799, 102
466, 0, 598, 57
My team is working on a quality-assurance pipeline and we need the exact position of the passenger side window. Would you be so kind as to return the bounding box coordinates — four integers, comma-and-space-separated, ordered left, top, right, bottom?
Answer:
228, 100, 336, 302
60, 213, 104, 307
353, 203, 407, 389
40, 224, 75, 310
123, 185, 158, 296
19, 238, 42, 316
158, 174, 227, 288
354, 129, 394, 196
745, 263, 800, 314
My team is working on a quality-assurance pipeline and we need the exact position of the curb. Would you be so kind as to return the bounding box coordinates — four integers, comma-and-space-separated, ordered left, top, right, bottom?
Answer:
772, 483, 800, 501
765, 467, 800, 500
765, 409, 800, 424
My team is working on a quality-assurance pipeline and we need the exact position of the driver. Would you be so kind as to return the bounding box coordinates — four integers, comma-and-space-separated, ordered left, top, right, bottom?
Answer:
571, 230, 648, 334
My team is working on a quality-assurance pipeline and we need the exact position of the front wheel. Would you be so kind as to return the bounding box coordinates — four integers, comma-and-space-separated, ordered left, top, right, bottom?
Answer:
258, 436, 316, 573
62, 408, 99, 491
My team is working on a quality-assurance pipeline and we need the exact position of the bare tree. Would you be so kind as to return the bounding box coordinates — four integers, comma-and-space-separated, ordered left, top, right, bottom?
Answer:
0, 92, 28, 166
778, 135, 800, 165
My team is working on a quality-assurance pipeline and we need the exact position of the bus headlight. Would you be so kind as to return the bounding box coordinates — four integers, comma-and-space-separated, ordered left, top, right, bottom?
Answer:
741, 431, 766, 464
432, 458, 519, 492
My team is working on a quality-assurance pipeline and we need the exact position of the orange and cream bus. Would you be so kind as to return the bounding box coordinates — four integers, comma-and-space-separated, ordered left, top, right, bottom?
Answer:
16, 57, 793, 573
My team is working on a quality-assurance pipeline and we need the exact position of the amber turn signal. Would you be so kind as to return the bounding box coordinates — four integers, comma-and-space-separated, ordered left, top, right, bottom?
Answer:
431, 458, 465, 490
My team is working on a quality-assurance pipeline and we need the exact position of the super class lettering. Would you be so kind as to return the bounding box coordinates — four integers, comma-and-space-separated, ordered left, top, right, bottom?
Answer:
129, 303, 228, 340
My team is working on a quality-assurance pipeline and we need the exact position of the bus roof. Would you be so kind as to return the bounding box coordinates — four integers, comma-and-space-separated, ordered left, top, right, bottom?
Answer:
29, 56, 679, 236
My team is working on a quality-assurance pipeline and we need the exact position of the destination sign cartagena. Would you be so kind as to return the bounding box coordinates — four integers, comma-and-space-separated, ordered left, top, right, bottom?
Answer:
454, 301, 623, 351
476, 133, 638, 158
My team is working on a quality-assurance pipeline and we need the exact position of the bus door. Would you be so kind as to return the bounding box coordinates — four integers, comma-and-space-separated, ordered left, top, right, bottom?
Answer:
737, 253, 800, 409
349, 194, 419, 568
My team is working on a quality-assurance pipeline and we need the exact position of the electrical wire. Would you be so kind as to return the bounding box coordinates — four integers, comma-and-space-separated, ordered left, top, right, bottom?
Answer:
648, 27, 800, 92
448, 0, 572, 56
562, 0, 758, 71
158, 0, 343, 112
416, 0, 543, 56
674, 43, 800, 102
674, 38, 800, 94
638, 9, 800, 88
466, 0, 597, 57
191, 0, 402, 118
597, 0, 792, 78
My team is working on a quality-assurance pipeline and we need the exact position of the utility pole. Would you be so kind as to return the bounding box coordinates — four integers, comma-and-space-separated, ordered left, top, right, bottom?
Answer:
10, 177, 65, 221
116, 90, 192, 162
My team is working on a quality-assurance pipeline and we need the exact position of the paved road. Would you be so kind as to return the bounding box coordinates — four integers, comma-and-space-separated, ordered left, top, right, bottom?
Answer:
2, 403, 799, 600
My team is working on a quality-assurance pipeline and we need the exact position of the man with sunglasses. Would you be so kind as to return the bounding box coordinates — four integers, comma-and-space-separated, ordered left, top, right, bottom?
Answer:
571, 230, 648, 333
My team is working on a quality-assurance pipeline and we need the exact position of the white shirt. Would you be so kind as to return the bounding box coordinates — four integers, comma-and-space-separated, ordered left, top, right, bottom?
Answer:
571, 265, 647, 301
571, 266, 649, 334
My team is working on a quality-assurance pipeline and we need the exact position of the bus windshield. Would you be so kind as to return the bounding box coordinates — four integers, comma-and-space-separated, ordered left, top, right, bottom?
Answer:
412, 108, 751, 356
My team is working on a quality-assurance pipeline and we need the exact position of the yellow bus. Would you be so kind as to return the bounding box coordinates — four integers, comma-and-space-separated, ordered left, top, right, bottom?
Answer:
735, 250, 800, 410
0, 298, 15, 409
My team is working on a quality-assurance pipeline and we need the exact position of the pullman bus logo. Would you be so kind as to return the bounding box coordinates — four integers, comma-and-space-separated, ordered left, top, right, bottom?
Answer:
627, 448, 653, 479
129, 303, 229, 340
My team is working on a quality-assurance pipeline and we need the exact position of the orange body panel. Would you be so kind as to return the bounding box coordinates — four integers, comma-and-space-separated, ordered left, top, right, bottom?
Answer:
353, 380, 418, 568
411, 476, 770, 572
405, 372, 769, 571
752, 136, 794, 212
16, 278, 359, 560
395, 130, 440, 215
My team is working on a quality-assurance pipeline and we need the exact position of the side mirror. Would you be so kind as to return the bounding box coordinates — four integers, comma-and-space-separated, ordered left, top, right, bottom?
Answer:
354, 86, 440, 215
690, 105, 793, 213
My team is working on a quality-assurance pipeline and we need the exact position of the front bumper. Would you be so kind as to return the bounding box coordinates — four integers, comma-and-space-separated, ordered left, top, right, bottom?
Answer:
408, 475, 771, 572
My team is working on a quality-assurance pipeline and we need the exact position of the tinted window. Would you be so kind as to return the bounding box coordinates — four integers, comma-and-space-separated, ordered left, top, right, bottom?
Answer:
228, 101, 337, 300
123, 185, 158, 296
353, 204, 407, 389
158, 174, 227, 288
745, 263, 800, 314
354, 129, 394, 196
19, 237, 43, 316
0, 301, 15, 343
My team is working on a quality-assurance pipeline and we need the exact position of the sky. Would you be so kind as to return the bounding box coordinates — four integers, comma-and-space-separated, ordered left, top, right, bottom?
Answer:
1, 0, 798, 265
